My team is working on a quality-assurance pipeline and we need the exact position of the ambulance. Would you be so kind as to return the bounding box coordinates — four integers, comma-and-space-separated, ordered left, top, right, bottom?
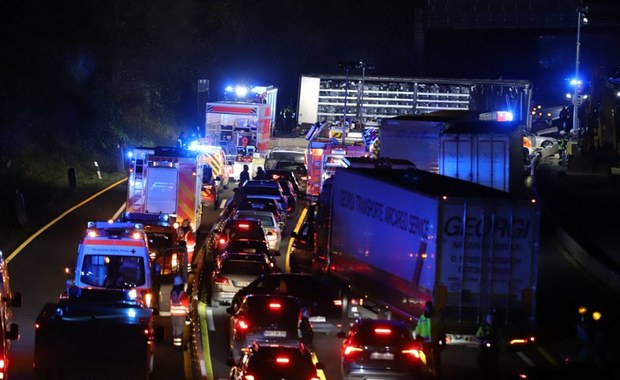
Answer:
71, 221, 153, 307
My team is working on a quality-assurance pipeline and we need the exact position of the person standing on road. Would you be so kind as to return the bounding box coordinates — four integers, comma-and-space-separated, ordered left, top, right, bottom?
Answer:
254, 166, 266, 180
169, 275, 189, 348
415, 301, 446, 377
239, 164, 250, 186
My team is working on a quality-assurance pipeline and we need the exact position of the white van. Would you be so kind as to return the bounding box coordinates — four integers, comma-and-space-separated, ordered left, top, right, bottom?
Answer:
265, 147, 307, 169
73, 221, 153, 305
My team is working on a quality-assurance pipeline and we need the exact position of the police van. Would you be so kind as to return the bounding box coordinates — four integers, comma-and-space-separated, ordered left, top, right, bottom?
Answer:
71, 221, 153, 306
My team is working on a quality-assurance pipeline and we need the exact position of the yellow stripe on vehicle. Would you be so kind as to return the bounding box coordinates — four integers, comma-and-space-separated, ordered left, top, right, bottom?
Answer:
285, 206, 308, 273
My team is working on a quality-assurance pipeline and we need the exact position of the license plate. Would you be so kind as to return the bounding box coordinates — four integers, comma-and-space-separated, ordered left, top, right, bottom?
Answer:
263, 330, 286, 337
309, 316, 326, 323
370, 352, 394, 360
235, 281, 250, 287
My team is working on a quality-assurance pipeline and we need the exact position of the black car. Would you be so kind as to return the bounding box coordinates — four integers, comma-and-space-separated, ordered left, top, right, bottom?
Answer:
338, 318, 427, 380
230, 273, 344, 335
234, 197, 286, 227
265, 169, 303, 197
227, 342, 324, 380
227, 293, 304, 361
268, 162, 308, 196
211, 219, 269, 256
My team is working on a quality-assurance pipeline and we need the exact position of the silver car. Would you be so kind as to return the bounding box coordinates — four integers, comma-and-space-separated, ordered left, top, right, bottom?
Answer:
233, 210, 282, 253
209, 252, 276, 307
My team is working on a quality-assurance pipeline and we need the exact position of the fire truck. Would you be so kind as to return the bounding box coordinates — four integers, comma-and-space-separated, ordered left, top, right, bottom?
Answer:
305, 122, 369, 202
126, 146, 206, 258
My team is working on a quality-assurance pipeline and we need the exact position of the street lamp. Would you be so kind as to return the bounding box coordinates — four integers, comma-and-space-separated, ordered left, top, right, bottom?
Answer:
356, 61, 375, 128
338, 61, 357, 145
572, 6, 588, 134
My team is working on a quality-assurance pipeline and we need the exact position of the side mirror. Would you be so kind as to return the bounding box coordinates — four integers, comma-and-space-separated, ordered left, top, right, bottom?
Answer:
226, 307, 234, 315
290, 231, 298, 238
10, 292, 22, 308
6, 323, 19, 340
337, 331, 348, 339
315, 362, 326, 370
226, 358, 236, 367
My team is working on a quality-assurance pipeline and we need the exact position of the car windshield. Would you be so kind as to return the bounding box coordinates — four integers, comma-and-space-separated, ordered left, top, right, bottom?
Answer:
80, 255, 146, 288
269, 152, 305, 163
247, 348, 315, 376
237, 213, 275, 227
355, 322, 413, 345
245, 296, 300, 325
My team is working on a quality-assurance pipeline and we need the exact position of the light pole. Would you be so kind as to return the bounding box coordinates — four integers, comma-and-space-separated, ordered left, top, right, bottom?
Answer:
572, 6, 587, 134
356, 61, 375, 129
338, 62, 357, 145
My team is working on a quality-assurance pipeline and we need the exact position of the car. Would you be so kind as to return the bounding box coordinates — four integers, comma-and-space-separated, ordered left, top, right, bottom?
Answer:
338, 318, 427, 380
235, 180, 289, 216
523, 128, 559, 159
266, 147, 308, 166
265, 168, 303, 197
219, 238, 276, 262
267, 161, 308, 196
227, 293, 305, 361
230, 273, 344, 335
277, 178, 298, 214
227, 342, 324, 380
235, 197, 286, 227
212, 219, 269, 256
233, 210, 282, 253
210, 252, 278, 307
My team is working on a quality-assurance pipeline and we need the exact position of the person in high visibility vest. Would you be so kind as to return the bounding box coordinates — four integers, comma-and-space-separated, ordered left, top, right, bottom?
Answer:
169, 275, 189, 348
177, 219, 195, 267
415, 301, 446, 376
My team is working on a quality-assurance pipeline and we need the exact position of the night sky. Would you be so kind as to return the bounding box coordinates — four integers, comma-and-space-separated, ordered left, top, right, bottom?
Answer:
1, 0, 619, 154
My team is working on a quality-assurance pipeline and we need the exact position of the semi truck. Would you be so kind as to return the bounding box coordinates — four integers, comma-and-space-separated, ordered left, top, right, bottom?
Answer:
34, 288, 157, 380
379, 110, 528, 194
315, 165, 540, 345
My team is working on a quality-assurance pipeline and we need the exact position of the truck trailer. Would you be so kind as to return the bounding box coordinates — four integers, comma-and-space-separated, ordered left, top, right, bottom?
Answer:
34, 288, 157, 380
316, 166, 540, 345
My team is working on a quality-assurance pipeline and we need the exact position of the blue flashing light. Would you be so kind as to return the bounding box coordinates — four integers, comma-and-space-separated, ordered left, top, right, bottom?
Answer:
570, 78, 583, 87
235, 86, 248, 98
127, 308, 137, 318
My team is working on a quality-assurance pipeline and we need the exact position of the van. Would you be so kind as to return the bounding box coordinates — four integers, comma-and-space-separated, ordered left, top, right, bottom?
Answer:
72, 221, 153, 306
266, 147, 308, 168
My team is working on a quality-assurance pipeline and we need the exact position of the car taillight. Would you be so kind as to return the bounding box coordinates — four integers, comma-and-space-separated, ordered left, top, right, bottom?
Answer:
238, 223, 250, 229
0, 358, 5, 369
268, 302, 282, 310
343, 344, 363, 356
275, 356, 290, 364
236, 319, 249, 331
244, 375, 255, 380
213, 276, 230, 285
218, 237, 227, 245
374, 327, 392, 335
333, 299, 342, 306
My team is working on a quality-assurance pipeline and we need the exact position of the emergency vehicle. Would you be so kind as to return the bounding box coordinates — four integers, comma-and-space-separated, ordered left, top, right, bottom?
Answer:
186, 141, 232, 209
126, 146, 206, 256
71, 221, 153, 307
305, 122, 369, 202
117, 212, 189, 314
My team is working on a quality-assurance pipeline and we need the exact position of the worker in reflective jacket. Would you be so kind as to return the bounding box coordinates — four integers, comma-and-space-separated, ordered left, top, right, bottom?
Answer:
170, 275, 190, 348
415, 301, 446, 376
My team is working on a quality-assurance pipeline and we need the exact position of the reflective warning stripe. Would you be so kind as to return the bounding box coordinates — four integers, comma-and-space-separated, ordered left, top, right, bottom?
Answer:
82, 239, 145, 247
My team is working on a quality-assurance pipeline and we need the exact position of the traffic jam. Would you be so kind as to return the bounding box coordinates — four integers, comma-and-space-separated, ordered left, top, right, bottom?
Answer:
4, 79, 615, 380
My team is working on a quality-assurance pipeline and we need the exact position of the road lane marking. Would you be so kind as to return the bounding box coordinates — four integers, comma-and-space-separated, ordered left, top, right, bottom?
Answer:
285, 206, 308, 273
198, 301, 214, 379
537, 346, 558, 366
7, 178, 128, 262
517, 351, 535, 367
207, 307, 215, 331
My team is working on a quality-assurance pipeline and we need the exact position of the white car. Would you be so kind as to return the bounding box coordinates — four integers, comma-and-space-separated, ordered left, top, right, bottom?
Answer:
523, 128, 559, 158
233, 210, 282, 253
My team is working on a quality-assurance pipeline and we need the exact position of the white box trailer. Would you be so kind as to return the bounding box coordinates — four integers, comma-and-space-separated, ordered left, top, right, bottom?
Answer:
318, 166, 540, 343
379, 110, 526, 194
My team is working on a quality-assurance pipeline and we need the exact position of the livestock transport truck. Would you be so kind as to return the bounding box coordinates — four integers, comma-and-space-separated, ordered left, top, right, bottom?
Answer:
315, 166, 540, 346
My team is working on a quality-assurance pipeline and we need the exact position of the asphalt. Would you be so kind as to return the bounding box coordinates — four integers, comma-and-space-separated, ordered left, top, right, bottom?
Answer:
532, 148, 620, 293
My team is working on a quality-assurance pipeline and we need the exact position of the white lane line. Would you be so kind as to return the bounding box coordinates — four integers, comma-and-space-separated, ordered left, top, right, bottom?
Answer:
517, 351, 536, 367
218, 198, 227, 209
207, 307, 215, 331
